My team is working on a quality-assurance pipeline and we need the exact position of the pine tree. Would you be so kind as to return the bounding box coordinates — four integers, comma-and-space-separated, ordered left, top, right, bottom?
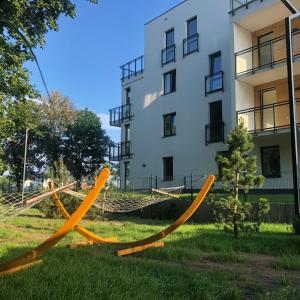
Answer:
211, 121, 268, 238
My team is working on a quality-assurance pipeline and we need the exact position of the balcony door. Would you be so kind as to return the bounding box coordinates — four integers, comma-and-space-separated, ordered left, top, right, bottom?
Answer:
258, 32, 274, 67
260, 88, 277, 130
165, 28, 175, 63
209, 51, 222, 91
210, 101, 223, 142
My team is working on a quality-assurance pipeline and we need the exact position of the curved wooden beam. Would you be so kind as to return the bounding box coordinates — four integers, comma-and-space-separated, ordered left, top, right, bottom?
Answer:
0, 168, 111, 276
56, 175, 216, 255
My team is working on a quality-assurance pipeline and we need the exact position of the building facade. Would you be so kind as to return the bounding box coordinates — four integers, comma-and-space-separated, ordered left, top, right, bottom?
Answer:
109, 0, 300, 190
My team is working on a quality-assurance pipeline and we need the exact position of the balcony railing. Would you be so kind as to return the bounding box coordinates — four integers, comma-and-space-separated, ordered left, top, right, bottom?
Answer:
161, 45, 176, 67
109, 104, 132, 127
229, 0, 261, 15
109, 141, 132, 161
183, 33, 199, 57
235, 31, 300, 77
205, 71, 224, 96
205, 122, 225, 146
120, 56, 144, 81
237, 99, 300, 134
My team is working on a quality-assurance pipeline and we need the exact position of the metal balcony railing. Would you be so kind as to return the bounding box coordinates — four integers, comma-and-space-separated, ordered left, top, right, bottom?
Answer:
161, 45, 176, 67
120, 56, 144, 81
205, 121, 225, 146
109, 141, 132, 161
109, 104, 132, 127
229, 0, 262, 15
236, 99, 300, 134
183, 33, 199, 57
205, 71, 224, 96
235, 31, 300, 77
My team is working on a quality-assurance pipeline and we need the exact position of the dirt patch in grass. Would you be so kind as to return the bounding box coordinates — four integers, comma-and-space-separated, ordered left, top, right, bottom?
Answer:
189, 252, 300, 294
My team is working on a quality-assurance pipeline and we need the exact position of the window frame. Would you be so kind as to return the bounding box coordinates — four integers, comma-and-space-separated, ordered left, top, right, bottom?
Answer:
163, 69, 176, 95
261, 145, 281, 178
163, 156, 174, 181
163, 112, 176, 137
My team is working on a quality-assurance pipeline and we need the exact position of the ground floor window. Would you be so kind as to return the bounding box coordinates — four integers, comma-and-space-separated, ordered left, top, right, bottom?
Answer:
124, 161, 130, 189
164, 113, 176, 137
261, 146, 281, 178
163, 157, 173, 181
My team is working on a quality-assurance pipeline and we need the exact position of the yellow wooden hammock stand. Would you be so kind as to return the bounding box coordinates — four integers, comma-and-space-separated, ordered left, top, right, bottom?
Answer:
0, 168, 111, 276
55, 174, 216, 256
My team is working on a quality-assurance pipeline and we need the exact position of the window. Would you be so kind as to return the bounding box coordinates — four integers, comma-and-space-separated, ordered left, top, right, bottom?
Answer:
184, 16, 198, 55
124, 161, 130, 189
163, 157, 173, 181
187, 17, 197, 38
164, 113, 176, 137
125, 124, 130, 142
207, 51, 223, 93
208, 101, 223, 143
261, 146, 281, 178
164, 70, 176, 94
258, 32, 274, 67
260, 88, 277, 130
125, 87, 131, 105
164, 28, 175, 64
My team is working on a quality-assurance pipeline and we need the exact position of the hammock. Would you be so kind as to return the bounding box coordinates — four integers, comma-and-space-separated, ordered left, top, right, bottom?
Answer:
0, 182, 76, 221
63, 185, 184, 213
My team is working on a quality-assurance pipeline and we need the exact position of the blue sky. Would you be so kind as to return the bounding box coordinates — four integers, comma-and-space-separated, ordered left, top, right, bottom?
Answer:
26, 0, 182, 141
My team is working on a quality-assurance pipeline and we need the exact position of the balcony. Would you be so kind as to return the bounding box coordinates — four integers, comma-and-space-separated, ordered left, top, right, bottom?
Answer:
229, 0, 262, 15
235, 31, 300, 84
109, 141, 132, 161
183, 33, 199, 57
205, 122, 225, 145
205, 71, 224, 96
109, 104, 132, 127
120, 56, 144, 81
237, 99, 300, 134
161, 45, 176, 67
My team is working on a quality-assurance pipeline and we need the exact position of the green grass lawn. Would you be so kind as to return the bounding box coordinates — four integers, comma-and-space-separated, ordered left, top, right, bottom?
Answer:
0, 211, 299, 299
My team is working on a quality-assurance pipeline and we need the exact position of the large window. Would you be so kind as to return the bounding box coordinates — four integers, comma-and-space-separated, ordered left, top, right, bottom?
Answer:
258, 32, 274, 67
184, 16, 198, 55
261, 146, 281, 178
164, 113, 176, 137
163, 157, 173, 181
164, 70, 176, 94
164, 28, 175, 64
208, 51, 223, 92
208, 101, 223, 143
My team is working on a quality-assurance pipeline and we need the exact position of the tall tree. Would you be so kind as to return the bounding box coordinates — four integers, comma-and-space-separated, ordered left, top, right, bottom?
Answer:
2, 100, 44, 190
64, 109, 110, 181
39, 91, 76, 173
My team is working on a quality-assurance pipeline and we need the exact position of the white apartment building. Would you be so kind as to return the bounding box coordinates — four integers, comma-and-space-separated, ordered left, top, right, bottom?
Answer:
109, 0, 300, 190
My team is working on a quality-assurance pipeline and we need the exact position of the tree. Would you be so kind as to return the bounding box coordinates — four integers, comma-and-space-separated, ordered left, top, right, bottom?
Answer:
64, 109, 110, 181
2, 100, 44, 191
0, 0, 96, 101
209, 121, 269, 238
39, 91, 76, 173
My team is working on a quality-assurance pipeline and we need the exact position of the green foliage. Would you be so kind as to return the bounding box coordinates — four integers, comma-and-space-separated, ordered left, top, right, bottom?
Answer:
46, 158, 70, 187
210, 121, 269, 238
63, 108, 110, 181
292, 215, 300, 235
2, 100, 44, 190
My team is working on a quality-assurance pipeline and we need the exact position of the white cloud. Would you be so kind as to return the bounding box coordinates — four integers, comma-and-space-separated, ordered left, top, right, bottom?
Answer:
98, 113, 120, 131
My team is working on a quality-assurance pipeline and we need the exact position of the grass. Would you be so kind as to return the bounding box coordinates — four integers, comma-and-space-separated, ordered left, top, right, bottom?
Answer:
0, 210, 299, 299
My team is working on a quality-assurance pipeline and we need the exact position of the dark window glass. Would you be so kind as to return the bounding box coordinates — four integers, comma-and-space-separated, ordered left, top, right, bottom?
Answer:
125, 124, 130, 142
164, 70, 176, 94
258, 32, 274, 67
163, 157, 173, 181
209, 52, 222, 91
209, 101, 223, 143
187, 17, 197, 37
124, 162, 130, 189
125, 87, 131, 104
164, 113, 176, 137
261, 146, 281, 178
166, 29, 174, 47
